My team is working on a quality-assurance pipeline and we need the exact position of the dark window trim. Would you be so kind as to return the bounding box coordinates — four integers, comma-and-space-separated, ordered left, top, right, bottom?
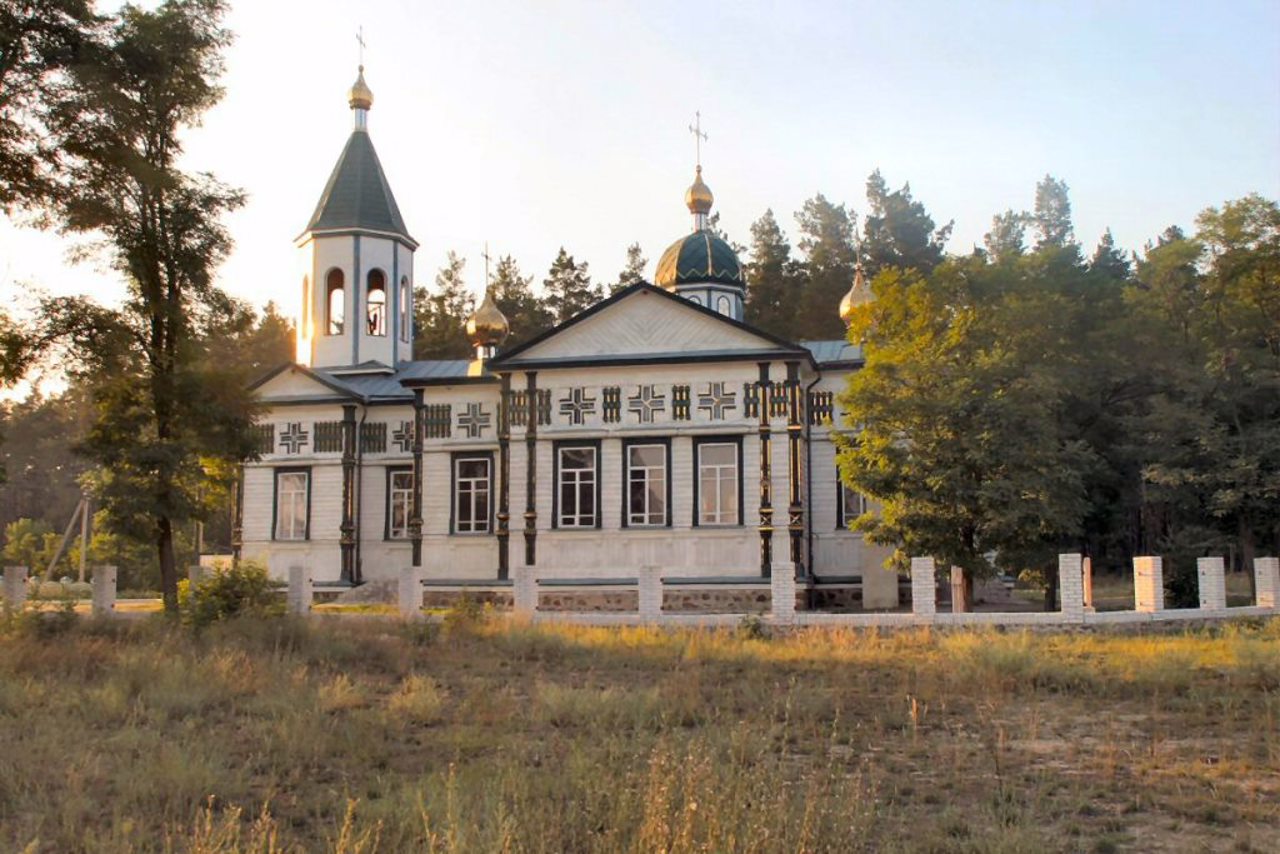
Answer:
385, 465, 413, 540
837, 475, 867, 530
272, 466, 312, 541
450, 451, 495, 535
621, 437, 672, 529
324, 267, 345, 336
399, 275, 411, 343
552, 439, 602, 530
692, 435, 744, 527
366, 267, 388, 337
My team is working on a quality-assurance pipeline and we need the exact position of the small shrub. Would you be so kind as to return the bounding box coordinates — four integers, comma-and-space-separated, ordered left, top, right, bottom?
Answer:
2, 595, 78, 639
387, 674, 446, 723
737, 614, 770, 641
178, 561, 284, 629
442, 595, 488, 633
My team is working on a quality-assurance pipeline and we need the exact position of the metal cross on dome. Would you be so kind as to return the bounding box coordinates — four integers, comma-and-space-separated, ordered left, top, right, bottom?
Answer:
457, 402, 491, 438
689, 111, 708, 168
697, 381, 737, 420
356, 26, 366, 66
559, 387, 597, 425
627, 384, 667, 424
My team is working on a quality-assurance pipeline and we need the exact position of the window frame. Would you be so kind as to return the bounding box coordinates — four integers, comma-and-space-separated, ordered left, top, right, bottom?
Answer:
385, 465, 414, 540
622, 438, 671, 528
366, 268, 387, 337
552, 440, 601, 530
399, 275, 411, 343
837, 478, 868, 530
272, 466, 312, 541
716, 294, 732, 316
450, 452, 494, 535
325, 268, 345, 336
692, 436, 743, 527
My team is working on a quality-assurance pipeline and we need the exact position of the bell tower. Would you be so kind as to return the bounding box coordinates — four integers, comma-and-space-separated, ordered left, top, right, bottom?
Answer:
296, 64, 417, 370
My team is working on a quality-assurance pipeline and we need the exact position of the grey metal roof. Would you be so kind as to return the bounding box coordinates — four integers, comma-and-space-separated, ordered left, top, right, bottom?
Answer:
303, 130, 414, 243
800, 340, 863, 366
396, 361, 472, 381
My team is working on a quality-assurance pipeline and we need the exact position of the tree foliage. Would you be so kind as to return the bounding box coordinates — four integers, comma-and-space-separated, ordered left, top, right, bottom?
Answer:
414, 251, 474, 360
542, 247, 600, 324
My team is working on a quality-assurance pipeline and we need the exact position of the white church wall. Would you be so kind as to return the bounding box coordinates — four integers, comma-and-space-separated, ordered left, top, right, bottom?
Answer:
308, 238, 354, 369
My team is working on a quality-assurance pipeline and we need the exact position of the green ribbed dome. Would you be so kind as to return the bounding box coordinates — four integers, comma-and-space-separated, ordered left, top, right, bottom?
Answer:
654, 230, 746, 291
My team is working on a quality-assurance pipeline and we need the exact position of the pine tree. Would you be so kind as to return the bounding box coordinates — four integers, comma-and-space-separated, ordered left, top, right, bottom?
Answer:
1034, 174, 1075, 249
744, 209, 800, 338
611, 243, 647, 294
414, 251, 474, 359
861, 170, 952, 277
1088, 228, 1131, 281
491, 254, 553, 348
543, 247, 600, 324
983, 210, 1030, 263
793, 194, 856, 339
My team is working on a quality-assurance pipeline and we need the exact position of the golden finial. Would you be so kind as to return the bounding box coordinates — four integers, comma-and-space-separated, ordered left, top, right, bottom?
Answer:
839, 263, 872, 326
685, 165, 714, 217
466, 289, 509, 351
348, 65, 373, 111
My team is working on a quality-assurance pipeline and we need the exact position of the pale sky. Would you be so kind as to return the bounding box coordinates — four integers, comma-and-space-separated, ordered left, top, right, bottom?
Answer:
2, 0, 1278, 327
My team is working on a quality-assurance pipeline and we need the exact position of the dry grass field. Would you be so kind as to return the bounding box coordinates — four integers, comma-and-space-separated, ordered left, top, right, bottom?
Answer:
0, 610, 1277, 853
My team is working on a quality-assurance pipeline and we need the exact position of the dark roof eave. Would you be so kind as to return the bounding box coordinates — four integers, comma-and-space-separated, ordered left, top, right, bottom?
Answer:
295, 226, 419, 250
493, 348, 814, 372
398, 375, 500, 389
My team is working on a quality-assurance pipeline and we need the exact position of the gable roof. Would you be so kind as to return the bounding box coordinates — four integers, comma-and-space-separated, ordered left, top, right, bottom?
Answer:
249, 362, 367, 403
489, 282, 813, 370
300, 130, 416, 247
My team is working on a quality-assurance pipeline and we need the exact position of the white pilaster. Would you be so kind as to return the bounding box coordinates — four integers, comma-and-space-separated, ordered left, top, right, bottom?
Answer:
1196, 557, 1227, 612
91, 565, 117, 616
1133, 556, 1164, 613
911, 557, 936, 616
1255, 557, 1279, 609
1058, 553, 1085, 622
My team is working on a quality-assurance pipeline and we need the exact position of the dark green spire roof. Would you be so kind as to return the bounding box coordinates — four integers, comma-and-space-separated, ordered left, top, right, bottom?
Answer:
302, 130, 415, 246
654, 229, 746, 290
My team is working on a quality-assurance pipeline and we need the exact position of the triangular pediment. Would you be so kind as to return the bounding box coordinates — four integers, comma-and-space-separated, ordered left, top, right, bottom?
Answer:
493, 285, 802, 367
251, 363, 361, 403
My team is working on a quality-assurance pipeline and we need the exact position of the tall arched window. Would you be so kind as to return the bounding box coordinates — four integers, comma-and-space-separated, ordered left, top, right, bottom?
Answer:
399, 276, 410, 343
716, 295, 732, 317
325, 269, 345, 335
367, 269, 386, 336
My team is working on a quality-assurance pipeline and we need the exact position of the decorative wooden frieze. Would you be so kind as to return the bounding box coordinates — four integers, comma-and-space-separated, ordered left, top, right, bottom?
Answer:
392, 420, 413, 452
672, 385, 691, 420
768, 383, 789, 419
628, 384, 666, 423
558, 388, 597, 425
743, 382, 761, 419
278, 422, 309, 454
425, 404, 452, 438
457, 402, 491, 438
360, 421, 387, 453
697, 382, 737, 420
808, 390, 834, 425
507, 390, 528, 427
250, 424, 275, 455
535, 389, 552, 426
314, 421, 344, 453
602, 387, 622, 423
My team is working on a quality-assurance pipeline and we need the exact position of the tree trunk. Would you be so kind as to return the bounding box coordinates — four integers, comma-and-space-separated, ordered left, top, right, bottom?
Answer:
1043, 564, 1058, 612
157, 514, 178, 612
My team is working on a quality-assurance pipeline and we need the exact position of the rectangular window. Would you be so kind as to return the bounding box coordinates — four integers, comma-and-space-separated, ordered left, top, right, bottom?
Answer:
839, 481, 868, 528
387, 468, 413, 539
696, 440, 740, 526
556, 444, 598, 528
453, 454, 492, 534
274, 469, 309, 540
626, 442, 668, 527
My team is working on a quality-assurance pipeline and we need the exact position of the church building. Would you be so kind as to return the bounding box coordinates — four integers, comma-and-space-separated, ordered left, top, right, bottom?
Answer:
238, 67, 898, 612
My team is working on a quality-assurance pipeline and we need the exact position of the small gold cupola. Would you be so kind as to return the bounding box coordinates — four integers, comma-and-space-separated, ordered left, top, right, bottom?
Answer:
466, 288, 509, 363
685, 165, 714, 226
349, 65, 373, 130
839, 263, 872, 326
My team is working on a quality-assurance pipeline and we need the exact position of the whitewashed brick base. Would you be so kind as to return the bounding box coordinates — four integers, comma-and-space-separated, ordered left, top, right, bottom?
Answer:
398, 566, 424, 617
286, 565, 311, 614
1196, 557, 1227, 612
3, 566, 27, 608
512, 565, 537, 616
637, 566, 662, 621
911, 557, 937, 616
1133, 556, 1164, 613
91, 565, 117, 616
1058, 553, 1084, 622
1255, 557, 1279, 609
770, 563, 796, 624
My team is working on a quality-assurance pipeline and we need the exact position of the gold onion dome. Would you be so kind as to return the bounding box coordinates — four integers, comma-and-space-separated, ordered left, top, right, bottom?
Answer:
839, 264, 872, 326
348, 65, 374, 111
685, 165, 714, 216
466, 289, 509, 348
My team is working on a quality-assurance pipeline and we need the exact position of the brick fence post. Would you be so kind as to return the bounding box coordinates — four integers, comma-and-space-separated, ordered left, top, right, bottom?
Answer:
91, 565, 117, 616
398, 565, 424, 618
637, 565, 662, 622
1255, 557, 1279, 609
949, 566, 969, 613
1196, 557, 1227, 612
287, 565, 311, 615
1058, 553, 1084, 623
1082, 556, 1095, 612
770, 562, 796, 624
911, 557, 936, 617
3, 566, 28, 609
512, 564, 537, 617
1133, 556, 1164, 613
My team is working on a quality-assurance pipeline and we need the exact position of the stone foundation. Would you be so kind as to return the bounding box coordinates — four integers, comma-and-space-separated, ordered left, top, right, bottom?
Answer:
423, 590, 514, 610
662, 587, 773, 613
809, 585, 863, 611
538, 590, 637, 612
